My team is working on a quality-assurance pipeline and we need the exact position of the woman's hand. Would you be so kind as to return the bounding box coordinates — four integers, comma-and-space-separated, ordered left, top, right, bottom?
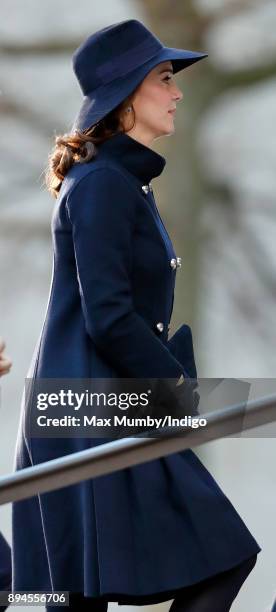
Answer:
151, 375, 200, 419
174, 374, 200, 416
0, 338, 12, 376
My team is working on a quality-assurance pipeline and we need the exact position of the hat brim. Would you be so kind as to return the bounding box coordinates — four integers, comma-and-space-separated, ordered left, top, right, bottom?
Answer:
71, 46, 208, 133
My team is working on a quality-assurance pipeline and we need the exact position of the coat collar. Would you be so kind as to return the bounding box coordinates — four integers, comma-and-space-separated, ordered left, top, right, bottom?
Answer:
96, 131, 166, 183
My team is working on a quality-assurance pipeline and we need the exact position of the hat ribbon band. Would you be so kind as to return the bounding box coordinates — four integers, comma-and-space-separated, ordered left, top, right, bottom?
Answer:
96, 37, 163, 84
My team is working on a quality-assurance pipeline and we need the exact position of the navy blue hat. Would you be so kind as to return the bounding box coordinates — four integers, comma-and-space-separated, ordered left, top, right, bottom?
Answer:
71, 19, 208, 132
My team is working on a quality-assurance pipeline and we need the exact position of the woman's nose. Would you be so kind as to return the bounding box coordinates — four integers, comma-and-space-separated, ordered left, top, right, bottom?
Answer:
173, 86, 183, 103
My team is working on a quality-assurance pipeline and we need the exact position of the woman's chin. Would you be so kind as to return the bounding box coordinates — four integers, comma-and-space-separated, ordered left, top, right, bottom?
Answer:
152, 124, 175, 139
166, 125, 176, 136
159, 124, 176, 137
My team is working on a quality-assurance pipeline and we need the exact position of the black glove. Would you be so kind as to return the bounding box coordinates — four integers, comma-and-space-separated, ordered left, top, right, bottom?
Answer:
150, 373, 200, 420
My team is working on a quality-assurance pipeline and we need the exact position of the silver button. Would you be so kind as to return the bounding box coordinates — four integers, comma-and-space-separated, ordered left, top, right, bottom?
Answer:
176, 257, 182, 268
142, 183, 153, 194
156, 322, 164, 333
170, 258, 177, 269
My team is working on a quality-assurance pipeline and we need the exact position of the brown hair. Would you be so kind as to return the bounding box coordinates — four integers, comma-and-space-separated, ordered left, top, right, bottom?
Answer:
44, 93, 136, 199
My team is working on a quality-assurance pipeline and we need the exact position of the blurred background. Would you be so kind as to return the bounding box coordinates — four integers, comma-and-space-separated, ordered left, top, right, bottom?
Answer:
0, 0, 276, 610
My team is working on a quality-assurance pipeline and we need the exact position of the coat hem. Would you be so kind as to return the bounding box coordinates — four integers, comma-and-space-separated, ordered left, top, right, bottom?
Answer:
95, 545, 261, 606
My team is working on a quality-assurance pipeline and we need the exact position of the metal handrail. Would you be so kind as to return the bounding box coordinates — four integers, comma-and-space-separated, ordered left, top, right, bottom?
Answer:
0, 393, 275, 506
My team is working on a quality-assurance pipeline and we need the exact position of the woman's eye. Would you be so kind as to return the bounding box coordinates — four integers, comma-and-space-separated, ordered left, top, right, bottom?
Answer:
163, 75, 172, 83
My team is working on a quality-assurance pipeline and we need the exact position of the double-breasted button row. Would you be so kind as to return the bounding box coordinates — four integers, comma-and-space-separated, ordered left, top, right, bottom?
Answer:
141, 183, 153, 194
170, 257, 182, 270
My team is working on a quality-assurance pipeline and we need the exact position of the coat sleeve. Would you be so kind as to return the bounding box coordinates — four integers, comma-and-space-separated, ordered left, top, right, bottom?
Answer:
66, 166, 186, 379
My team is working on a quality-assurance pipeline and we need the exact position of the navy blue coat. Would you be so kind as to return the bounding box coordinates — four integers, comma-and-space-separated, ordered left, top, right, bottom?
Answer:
12, 132, 261, 606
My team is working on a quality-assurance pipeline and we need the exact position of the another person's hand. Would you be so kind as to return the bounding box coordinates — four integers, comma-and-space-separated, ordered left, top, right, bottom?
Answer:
0, 338, 12, 377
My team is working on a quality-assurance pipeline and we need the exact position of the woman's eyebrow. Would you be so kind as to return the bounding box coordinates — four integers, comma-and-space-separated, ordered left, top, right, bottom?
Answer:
158, 67, 173, 74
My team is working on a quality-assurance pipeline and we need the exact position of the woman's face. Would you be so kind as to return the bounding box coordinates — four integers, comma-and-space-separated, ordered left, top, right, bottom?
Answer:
127, 61, 183, 143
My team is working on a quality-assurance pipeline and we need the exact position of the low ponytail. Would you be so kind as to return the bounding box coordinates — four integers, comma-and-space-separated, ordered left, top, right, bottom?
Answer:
44, 92, 136, 199
45, 130, 97, 199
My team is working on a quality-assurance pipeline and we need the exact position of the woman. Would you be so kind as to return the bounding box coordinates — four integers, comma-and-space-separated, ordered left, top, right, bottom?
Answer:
12, 19, 261, 611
